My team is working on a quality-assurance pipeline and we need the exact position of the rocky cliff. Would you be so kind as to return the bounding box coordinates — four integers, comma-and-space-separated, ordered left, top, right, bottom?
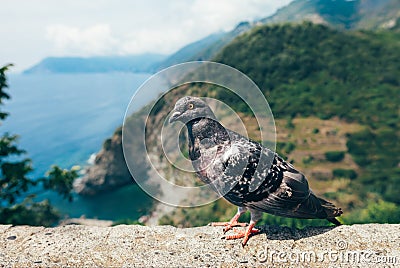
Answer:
73, 128, 133, 195
1, 224, 399, 267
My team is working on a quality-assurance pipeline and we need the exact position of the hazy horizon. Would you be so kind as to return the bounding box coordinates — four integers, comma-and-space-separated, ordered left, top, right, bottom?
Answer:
1, 0, 292, 72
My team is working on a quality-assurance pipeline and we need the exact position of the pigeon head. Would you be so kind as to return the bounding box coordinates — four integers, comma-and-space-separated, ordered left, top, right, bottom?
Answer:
169, 96, 216, 124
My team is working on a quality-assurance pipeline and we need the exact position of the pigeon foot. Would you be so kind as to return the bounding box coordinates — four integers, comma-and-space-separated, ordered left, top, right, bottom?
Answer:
224, 222, 260, 247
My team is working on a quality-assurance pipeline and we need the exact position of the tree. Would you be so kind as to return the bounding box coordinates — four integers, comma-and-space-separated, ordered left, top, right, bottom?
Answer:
0, 64, 78, 226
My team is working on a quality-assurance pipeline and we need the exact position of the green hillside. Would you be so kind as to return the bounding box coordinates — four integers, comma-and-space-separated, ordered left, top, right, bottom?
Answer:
159, 22, 400, 227
214, 22, 399, 206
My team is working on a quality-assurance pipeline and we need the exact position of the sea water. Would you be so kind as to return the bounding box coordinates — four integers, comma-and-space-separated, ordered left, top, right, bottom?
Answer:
1, 72, 154, 220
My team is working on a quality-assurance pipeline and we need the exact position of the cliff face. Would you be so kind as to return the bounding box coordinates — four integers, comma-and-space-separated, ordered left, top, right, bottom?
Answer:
73, 128, 133, 195
1, 224, 399, 267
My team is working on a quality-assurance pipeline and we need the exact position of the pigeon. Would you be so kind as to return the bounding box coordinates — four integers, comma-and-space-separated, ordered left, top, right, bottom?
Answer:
169, 96, 343, 246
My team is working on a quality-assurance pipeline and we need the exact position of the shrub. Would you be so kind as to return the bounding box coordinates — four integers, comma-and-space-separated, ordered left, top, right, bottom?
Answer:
302, 155, 314, 165
344, 200, 400, 224
325, 151, 345, 162
333, 168, 357, 179
103, 138, 112, 150
284, 142, 296, 154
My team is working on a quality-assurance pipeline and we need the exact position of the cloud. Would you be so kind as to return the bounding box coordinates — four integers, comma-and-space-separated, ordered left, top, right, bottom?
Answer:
121, 29, 187, 55
45, 24, 185, 56
0, 0, 293, 71
44, 1, 293, 57
46, 24, 119, 56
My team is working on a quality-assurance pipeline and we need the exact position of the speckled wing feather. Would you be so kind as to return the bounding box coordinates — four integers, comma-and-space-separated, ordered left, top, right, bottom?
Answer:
210, 135, 335, 220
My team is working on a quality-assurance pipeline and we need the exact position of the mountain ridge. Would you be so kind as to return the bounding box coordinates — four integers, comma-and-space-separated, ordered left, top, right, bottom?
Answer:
23, 53, 166, 74
261, 0, 400, 30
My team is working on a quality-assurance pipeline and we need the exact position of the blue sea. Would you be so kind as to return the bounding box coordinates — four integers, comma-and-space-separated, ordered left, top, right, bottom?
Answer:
2, 72, 154, 221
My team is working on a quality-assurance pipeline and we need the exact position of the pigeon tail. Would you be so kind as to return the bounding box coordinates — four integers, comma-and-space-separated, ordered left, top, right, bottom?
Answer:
318, 197, 343, 226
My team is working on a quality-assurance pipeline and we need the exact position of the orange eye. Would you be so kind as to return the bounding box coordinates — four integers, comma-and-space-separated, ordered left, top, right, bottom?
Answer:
188, 103, 194, 110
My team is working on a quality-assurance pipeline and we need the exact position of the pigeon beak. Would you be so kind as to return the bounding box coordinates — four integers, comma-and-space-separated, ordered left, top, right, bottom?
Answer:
169, 111, 181, 123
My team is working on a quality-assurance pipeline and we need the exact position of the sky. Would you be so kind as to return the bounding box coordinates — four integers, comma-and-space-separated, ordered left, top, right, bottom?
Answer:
1, 0, 292, 72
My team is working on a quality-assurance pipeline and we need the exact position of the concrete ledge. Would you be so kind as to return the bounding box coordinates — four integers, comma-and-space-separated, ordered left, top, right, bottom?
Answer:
1, 224, 399, 267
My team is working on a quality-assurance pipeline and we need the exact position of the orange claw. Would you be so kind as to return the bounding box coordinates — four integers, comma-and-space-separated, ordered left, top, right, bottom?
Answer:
224, 222, 260, 247
223, 222, 248, 233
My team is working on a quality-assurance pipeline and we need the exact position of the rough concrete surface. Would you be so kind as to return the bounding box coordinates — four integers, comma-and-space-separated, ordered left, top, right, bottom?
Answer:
0, 224, 399, 267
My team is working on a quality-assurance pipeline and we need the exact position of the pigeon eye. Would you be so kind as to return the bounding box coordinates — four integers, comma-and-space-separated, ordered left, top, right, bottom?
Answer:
188, 103, 194, 110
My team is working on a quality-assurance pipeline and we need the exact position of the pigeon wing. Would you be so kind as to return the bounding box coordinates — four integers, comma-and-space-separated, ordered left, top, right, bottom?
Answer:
245, 162, 330, 219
